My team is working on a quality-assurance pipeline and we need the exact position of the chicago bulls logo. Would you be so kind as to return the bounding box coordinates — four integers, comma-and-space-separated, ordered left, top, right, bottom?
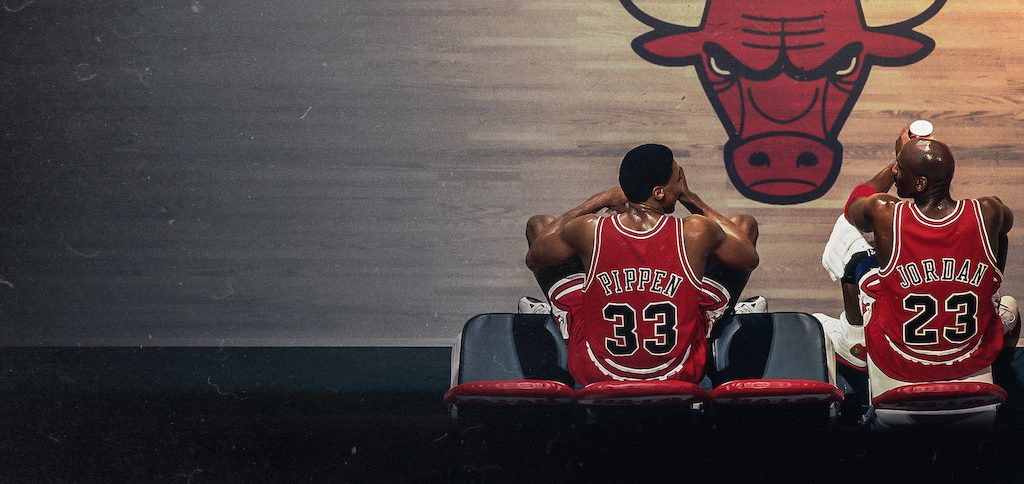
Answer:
622, 0, 946, 204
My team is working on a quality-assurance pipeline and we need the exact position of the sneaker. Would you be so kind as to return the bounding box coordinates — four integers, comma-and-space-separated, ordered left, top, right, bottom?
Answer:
733, 295, 767, 314
518, 296, 551, 314
813, 312, 866, 369
998, 295, 1019, 334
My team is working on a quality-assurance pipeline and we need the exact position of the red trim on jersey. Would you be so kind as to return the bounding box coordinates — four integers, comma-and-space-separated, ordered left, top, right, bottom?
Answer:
549, 274, 585, 340
610, 213, 669, 239
676, 217, 702, 288
907, 200, 964, 228
970, 199, 1000, 269
548, 274, 585, 301
699, 278, 729, 308
582, 217, 605, 293
878, 202, 904, 277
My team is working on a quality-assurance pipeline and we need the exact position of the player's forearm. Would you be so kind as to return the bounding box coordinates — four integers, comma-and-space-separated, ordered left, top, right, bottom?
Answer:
864, 162, 895, 193
558, 187, 625, 220
537, 187, 623, 239
677, 190, 750, 243
845, 163, 895, 228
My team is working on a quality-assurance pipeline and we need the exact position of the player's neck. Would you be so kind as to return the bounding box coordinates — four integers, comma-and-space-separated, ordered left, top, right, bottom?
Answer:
913, 191, 956, 216
621, 202, 664, 230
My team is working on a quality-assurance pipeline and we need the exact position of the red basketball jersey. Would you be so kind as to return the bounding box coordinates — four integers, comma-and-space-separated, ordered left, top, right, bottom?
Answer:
570, 215, 708, 385
868, 199, 1003, 382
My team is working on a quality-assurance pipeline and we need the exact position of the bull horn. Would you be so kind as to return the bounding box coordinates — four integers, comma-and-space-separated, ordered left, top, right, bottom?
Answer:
619, 0, 703, 29
865, 0, 946, 30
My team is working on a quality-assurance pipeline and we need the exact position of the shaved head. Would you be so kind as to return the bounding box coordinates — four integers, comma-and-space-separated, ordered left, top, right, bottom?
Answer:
896, 138, 955, 196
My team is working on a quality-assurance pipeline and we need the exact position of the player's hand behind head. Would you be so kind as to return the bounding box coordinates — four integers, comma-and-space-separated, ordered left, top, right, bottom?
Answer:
895, 126, 912, 156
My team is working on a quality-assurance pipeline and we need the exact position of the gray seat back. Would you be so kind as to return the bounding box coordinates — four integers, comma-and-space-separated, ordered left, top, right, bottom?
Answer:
456, 313, 571, 385
709, 312, 830, 386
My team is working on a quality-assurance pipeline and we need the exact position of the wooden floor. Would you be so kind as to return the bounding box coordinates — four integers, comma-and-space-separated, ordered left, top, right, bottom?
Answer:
0, 1, 1022, 346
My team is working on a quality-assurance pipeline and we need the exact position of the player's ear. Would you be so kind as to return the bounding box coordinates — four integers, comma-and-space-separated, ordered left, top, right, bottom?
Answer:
915, 176, 929, 194
652, 185, 666, 202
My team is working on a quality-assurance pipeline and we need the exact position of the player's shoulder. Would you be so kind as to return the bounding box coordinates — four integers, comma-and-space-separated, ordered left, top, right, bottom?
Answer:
974, 195, 1013, 230
865, 192, 900, 211
563, 213, 601, 237
681, 213, 715, 231
681, 214, 724, 242
858, 193, 900, 224
975, 195, 1010, 213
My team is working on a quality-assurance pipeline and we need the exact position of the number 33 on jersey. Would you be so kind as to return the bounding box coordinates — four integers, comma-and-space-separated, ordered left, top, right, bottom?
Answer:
569, 215, 722, 385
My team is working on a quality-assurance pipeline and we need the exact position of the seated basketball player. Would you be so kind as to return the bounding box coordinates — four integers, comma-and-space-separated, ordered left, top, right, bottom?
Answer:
845, 132, 1015, 397
523, 144, 759, 386
817, 127, 1019, 376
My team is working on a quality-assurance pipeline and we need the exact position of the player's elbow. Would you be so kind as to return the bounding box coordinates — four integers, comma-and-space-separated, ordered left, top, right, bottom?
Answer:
525, 252, 541, 272
525, 247, 552, 273
748, 252, 760, 272
526, 215, 556, 245
716, 249, 758, 275
740, 249, 760, 274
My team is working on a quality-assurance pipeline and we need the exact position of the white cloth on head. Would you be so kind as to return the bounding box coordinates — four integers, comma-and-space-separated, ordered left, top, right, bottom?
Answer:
821, 215, 873, 282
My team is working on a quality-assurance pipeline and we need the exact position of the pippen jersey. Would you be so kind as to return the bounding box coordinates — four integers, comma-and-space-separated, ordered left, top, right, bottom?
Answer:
868, 199, 1003, 382
569, 214, 711, 386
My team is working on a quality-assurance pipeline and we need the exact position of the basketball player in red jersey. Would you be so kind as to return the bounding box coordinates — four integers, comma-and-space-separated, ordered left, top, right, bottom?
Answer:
846, 134, 1014, 392
524, 144, 759, 385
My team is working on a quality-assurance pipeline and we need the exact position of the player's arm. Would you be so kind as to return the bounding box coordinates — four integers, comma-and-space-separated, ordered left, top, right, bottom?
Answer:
849, 124, 912, 231
529, 187, 627, 242
846, 162, 898, 233
675, 168, 759, 267
676, 188, 754, 251
978, 196, 1014, 271
525, 214, 596, 272
683, 214, 759, 275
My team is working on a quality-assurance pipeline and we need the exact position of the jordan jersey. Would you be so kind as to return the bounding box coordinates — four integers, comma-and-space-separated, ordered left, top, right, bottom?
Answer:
570, 214, 708, 385
868, 199, 1003, 382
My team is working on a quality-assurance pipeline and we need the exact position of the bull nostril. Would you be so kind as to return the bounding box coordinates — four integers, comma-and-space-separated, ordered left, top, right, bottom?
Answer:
796, 152, 819, 167
749, 151, 770, 167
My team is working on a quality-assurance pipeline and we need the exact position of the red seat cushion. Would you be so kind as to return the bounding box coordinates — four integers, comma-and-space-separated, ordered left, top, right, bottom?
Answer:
709, 379, 844, 405
575, 380, 707, 406
443, 380, 575, 406
873, 382, 1007, 411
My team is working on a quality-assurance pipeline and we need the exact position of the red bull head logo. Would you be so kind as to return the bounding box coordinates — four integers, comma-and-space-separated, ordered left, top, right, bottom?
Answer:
622, 0, 945, 204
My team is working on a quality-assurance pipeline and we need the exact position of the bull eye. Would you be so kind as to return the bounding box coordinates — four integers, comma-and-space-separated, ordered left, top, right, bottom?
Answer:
797, 152, 819, 167
835, 57, 857, 77
749, 151, 770, 167
709, 56, 732, 77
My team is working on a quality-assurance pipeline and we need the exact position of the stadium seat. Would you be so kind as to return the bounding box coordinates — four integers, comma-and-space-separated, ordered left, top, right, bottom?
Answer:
445, 313, 575, 419
574, 379, 708, 426
575, 380, 707, 406
866, 361, 1006, 431
706, 312, 844, 427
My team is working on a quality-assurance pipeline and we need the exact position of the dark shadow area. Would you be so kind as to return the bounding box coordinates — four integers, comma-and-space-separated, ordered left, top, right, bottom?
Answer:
4, 346, 1024, 483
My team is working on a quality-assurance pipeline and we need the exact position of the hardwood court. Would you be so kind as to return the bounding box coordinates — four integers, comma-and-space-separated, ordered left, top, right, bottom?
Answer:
0, 1, 1021, 346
